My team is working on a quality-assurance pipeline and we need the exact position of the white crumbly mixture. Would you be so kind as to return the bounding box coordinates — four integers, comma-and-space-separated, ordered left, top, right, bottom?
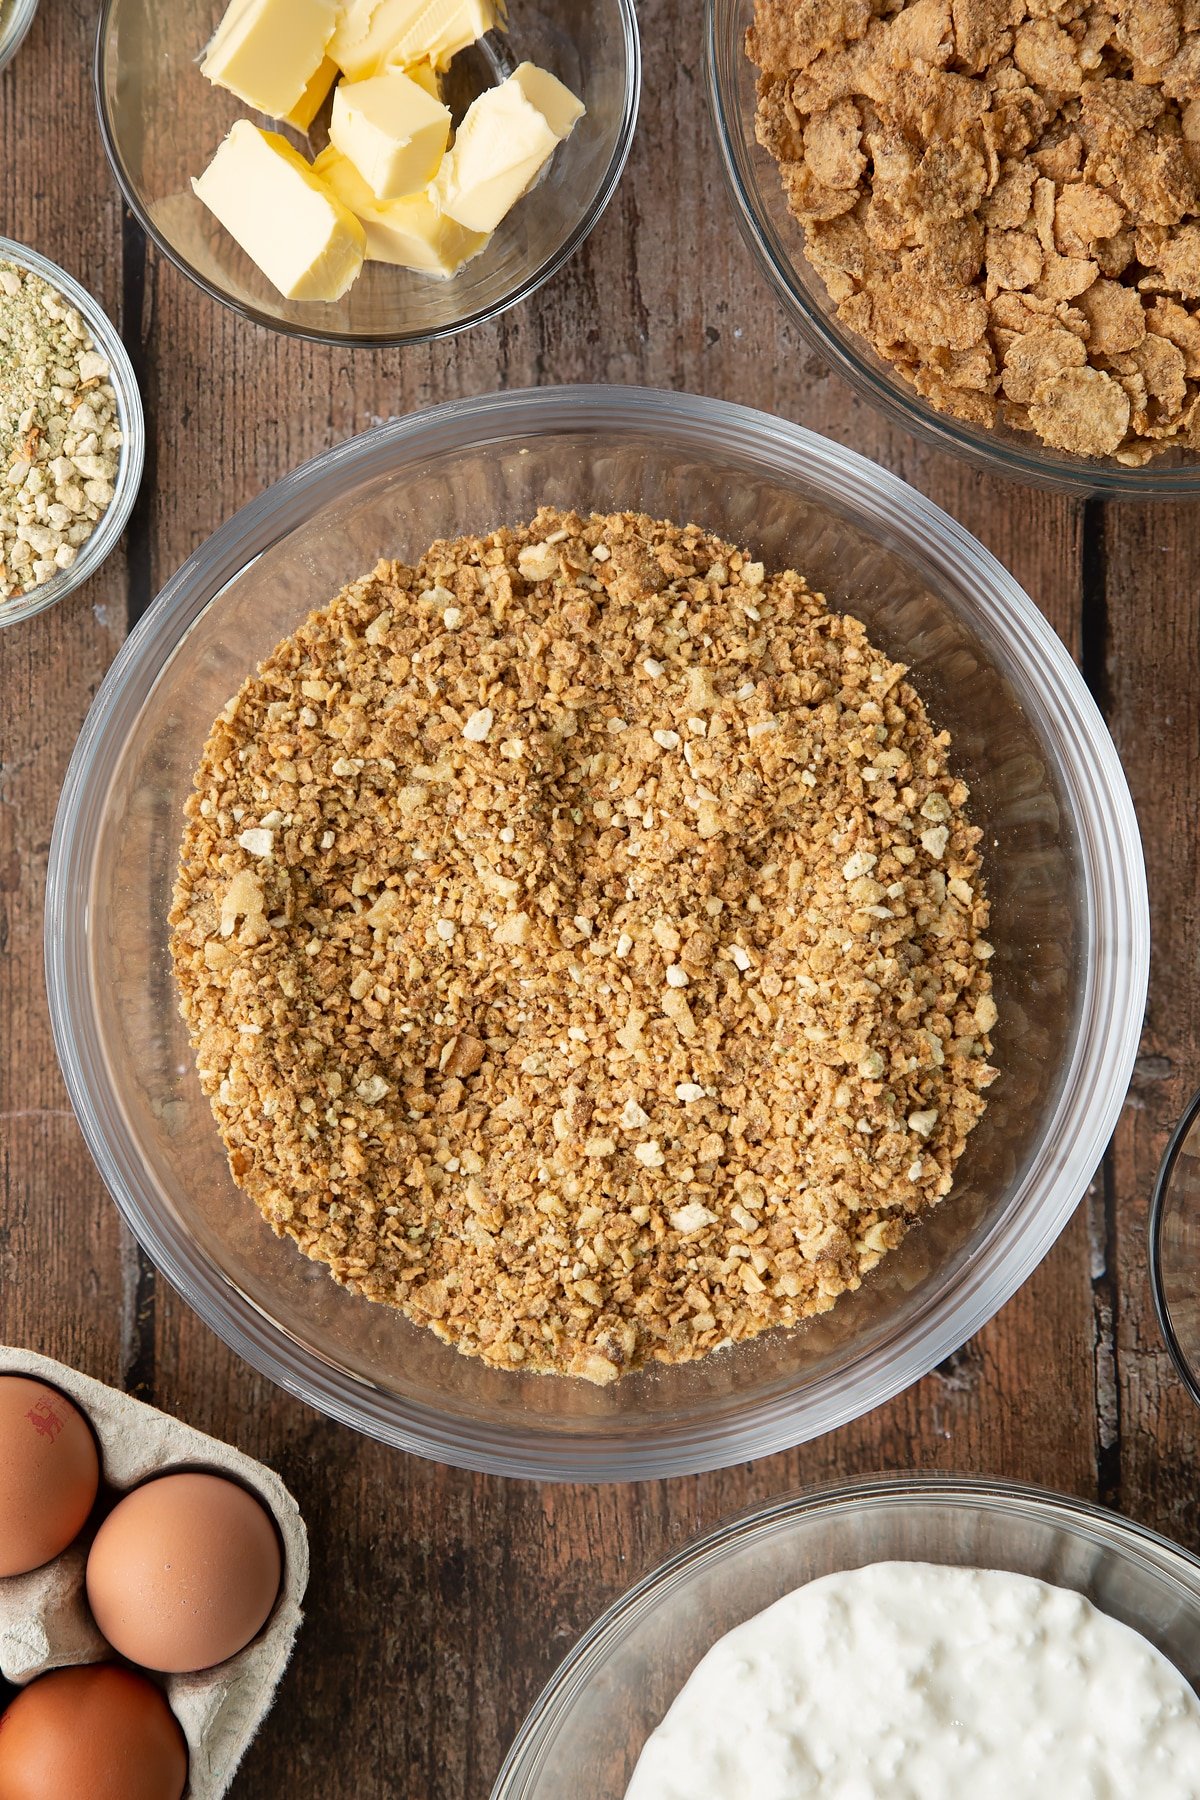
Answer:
625, 1562, 1200, 1799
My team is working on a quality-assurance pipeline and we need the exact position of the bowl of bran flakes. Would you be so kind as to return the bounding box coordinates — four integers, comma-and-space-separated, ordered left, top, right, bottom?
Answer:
708, 0, 1200, 496
46, 387, 1146, 1479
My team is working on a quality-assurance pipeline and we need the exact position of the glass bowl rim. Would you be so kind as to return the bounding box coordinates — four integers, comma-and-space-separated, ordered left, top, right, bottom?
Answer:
490, 1471, 1200, 1797
0, 0, 39, 75
701, 0, 1200, 500
45, 383, 1150, 1480
0, 234, 145, 630
1148, 1082, 1200, 1411
92, 0, 642, 350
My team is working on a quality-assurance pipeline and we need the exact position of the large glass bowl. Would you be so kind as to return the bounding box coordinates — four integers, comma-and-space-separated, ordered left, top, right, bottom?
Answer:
0, 237, 145, 631
492, 1476, 1200, 1797
705, 0, 1200, 498
94, 0, 639, 347
46, 385, 1148, 1481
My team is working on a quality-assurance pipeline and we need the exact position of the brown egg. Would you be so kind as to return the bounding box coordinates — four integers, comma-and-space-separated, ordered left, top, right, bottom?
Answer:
0, 1664, 187, 1800
0, 1376, 100, 1577
85, 1471, 282, 1673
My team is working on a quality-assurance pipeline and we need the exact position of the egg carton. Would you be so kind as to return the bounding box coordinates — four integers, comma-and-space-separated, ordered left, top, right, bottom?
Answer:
0, 1347, 309, 1798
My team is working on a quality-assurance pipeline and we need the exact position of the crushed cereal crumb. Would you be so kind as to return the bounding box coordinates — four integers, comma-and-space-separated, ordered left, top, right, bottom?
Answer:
170, 508, 996, 1384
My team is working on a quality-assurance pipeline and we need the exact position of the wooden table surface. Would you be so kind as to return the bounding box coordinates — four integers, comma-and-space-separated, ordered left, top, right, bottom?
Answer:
2, 3, 1199, 1794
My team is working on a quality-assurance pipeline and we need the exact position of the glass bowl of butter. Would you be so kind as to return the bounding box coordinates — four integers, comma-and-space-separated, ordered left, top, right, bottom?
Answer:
94, 0, 640, 346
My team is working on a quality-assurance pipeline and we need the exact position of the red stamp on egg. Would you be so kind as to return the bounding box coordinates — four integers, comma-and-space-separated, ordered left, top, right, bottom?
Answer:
25, 1401, 64, 1442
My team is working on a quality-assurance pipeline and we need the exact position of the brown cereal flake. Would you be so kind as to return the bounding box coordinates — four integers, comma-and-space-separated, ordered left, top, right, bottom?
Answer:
1000, 326, 1087, 404
1054, 185, 1125, 258
1147, 222, 1200, 299
1147, 297, 1200, 375
985, 229, 1042, 294
1026, 363, 1132, 454
804, 99, 868, 189
1077, 278, 1146, 355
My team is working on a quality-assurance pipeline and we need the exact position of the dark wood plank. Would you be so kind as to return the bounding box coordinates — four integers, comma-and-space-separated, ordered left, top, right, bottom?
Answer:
0, 0, 135, 1386
1100, 501, 1200, 1546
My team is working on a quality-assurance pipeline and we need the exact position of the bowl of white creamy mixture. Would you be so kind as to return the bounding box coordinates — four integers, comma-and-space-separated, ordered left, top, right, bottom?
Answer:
493, 1476, 1200, 1799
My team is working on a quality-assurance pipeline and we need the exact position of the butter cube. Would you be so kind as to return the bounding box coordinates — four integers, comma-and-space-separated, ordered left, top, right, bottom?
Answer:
434, 62, 585, 235
314, 147, 486, 274
202, 0, 340, 121
331, 0, 500, 81
397, 58, 442, 100
330, 69, 451, 201
283, 56, 340, 132
193, 122, 366, 302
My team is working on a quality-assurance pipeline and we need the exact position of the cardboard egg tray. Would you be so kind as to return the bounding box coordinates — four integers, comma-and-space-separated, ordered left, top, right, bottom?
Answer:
0, 1347, 309, 1798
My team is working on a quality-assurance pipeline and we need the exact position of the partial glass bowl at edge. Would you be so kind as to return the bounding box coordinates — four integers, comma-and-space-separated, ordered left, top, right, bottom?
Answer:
704, 0, 1200, 498
492, 1477, 1200, 1799
0, 236, 144, 630
94, 0, 640, 347
1150, 1085, 1200, 1411
45, 386, 1149, 1482
0, 0, 39, 75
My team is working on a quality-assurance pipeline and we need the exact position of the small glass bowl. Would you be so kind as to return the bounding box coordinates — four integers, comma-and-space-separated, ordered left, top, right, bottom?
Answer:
45, 387, 1147, 1481
94, 0, 640, 348
704, 0, 1200, 498
492, 1476, 1200, 1798
0, 237, 145, 631
1149, 1086, 1200, 1409
0, 0, 38, 76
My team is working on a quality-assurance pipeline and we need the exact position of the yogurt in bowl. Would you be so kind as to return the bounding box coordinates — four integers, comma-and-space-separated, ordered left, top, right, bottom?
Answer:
626, 1562, 1200, 1799
493, 1478, 1200, 1797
